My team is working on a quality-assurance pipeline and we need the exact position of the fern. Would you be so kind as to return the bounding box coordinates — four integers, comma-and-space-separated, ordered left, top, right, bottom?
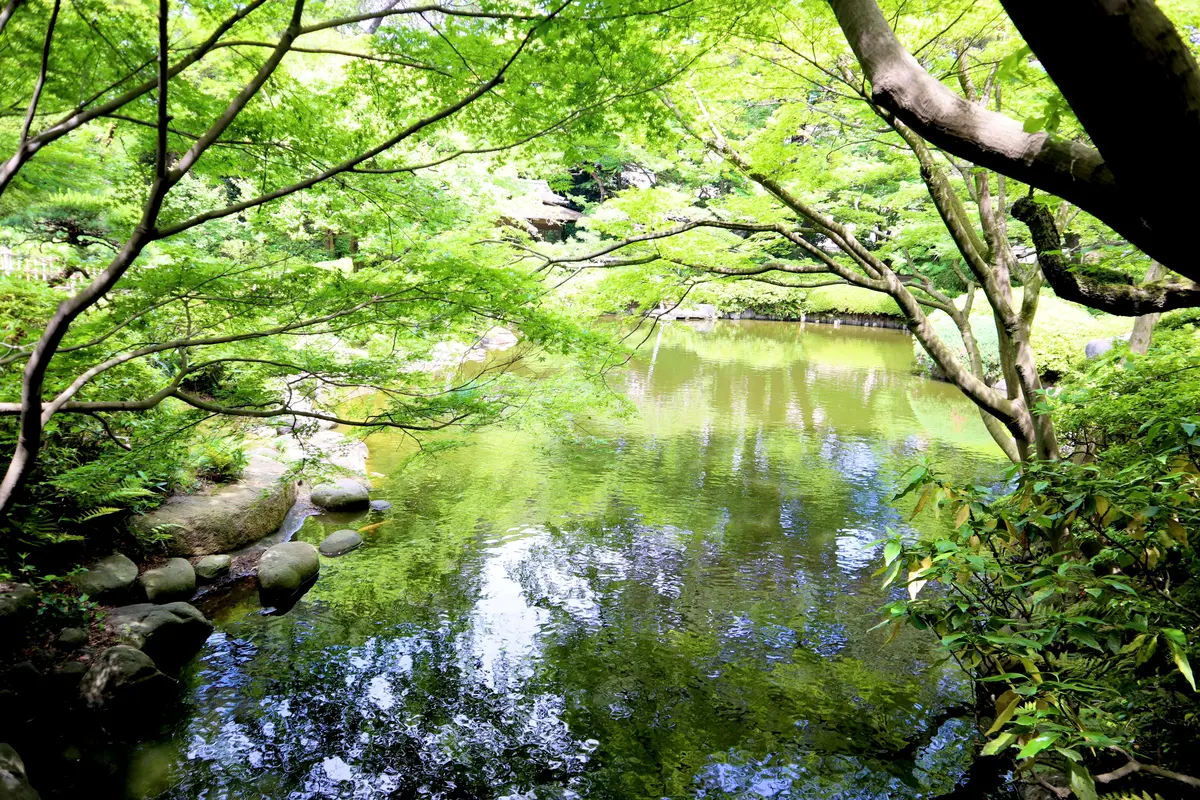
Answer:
72, 506, 123, 524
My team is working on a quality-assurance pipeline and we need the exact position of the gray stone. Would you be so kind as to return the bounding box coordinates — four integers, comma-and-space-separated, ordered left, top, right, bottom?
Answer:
79, 645, 170, 710
0, 743, 40, 800
71, 554, 137, 599
1085, 337, 1115, 359
106, 602, 213, 670
369, 499, 392, 512
54, 627, 88, 651
310, 478, 370, 511
0, 583, 36, 633
138, 558, 196, 603
132, 455, 297, 556
194, 554, 232, 581
319, 530, 363, 557
258, 541, 320, 594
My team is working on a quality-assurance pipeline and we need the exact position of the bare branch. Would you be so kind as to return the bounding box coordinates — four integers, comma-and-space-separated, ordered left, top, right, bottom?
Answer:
19, 0, 61, 143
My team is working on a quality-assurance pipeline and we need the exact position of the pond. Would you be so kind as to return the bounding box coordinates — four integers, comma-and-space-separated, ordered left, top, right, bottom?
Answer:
127, 321, 1007, 799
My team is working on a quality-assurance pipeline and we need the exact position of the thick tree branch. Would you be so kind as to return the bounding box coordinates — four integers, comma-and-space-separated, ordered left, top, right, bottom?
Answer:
0, 0, 23, 38
999, 0, 1200, 278
1012, 196, 1200, 315
826, 0, 1192, 278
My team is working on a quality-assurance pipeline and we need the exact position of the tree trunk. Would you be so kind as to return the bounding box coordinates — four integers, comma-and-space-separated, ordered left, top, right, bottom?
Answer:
1129, 261, 1166, 354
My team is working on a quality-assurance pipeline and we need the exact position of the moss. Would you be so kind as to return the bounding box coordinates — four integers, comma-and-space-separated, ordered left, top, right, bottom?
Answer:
913, 290, 1131, 382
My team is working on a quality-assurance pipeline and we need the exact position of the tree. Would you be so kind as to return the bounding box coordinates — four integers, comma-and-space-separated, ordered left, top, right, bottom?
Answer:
0, 0, 724, 520
521, 5, 1087, 462
828, 0, 1200, 314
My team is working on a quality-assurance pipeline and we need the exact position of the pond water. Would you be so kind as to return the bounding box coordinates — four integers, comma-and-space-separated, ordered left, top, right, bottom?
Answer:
127, 321, 1006, 799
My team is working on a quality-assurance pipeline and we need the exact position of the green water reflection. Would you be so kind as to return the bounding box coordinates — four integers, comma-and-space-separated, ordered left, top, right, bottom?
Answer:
154, 321, 1006, 799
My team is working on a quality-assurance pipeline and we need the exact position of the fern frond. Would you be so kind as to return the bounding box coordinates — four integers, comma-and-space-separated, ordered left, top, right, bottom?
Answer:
73, 506, 122, 523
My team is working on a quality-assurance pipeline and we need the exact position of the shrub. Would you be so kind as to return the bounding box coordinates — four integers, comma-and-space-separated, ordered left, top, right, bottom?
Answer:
802, 284, 903, 317
692, 281, 904, 319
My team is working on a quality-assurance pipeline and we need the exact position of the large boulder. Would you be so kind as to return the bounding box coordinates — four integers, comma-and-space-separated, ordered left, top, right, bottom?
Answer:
0, 743, 40, 800
319, 530, 363, 557
258, 542, 319, 595
0, 583, 36, 636
79, 645, 170, 710
194, 554, 232, 581
106, 602, 212, 670
71, 554, 137, 599
310, 479, 369, 511
53, 627, 88, 651
1085, 337, 1115, 359
138, 558, 195, 603
132, 455, 296, 556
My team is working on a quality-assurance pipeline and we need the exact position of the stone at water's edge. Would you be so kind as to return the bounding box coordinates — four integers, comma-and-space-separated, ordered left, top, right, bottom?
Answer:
106, 602, 213, 671
138, 558, 196, 603
195, 554, 232, 581
133, 454, 295, 556
258, 542, 320, 593
70, 554, 138, 599
310, 478, 370, 511
79, 645, 170, 710
0, 743, 40, 800
0, 583, 36, 634
319, 530, 363, 557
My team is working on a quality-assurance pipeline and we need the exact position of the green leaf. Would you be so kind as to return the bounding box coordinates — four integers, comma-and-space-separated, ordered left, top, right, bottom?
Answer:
1065, 761, 1097, 800
986, 691, 1021, 735
1016, 731, 1059, 760
883, 539, 902, 567
981, 732, 1018, 757
1167, 637, 1197, 692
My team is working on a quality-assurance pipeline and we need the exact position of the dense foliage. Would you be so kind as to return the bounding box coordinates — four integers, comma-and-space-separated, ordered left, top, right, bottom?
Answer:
2, 0, 1199, 797
880, 338, 1200, 797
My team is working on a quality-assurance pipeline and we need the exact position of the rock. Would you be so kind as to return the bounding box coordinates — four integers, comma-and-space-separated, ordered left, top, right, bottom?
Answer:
132, 454, 297, 556
107, 602, 213, 670
258, 541, 320, 594
310, 479, 369, 511
79, 645, 170, 710
194, 554, 232, 581
0, 743, 40, 800
0, 583, 36, 634
369, 499, 392, 513
479, 326, 519, 350
319, 530, 363, 557
1085, 337, 1115, 359
138, 558, 196, 604
54, 627, 88, 651
71, 554, 137, 599
993, 378, 1008, 395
